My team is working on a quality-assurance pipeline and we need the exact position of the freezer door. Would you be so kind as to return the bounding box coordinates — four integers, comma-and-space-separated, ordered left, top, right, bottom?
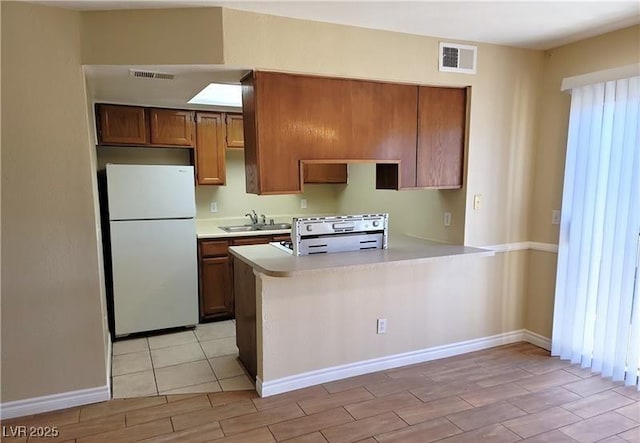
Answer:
110, 218, 198, 336
107, 164, 196, 220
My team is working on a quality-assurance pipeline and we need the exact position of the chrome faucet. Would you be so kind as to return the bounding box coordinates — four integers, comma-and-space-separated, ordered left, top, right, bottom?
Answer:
245, 210, 258, 225
260, 214, 267, 225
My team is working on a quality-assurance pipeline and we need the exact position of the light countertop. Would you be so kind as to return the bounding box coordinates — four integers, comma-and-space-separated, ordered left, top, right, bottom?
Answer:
196, 218, 291, 239
228, 234, 494, 277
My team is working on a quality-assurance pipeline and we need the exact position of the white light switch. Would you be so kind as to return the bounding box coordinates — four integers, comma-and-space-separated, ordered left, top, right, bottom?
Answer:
377, 318, 387, 334
552, 210, 561, 225
444, 212, 452, 226
210, 202, 218, 213
300, 199, 307, 209
473, 194, 482, 210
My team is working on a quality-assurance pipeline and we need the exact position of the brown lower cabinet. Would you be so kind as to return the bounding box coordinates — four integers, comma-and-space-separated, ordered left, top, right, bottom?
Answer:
198, 234, 289, 322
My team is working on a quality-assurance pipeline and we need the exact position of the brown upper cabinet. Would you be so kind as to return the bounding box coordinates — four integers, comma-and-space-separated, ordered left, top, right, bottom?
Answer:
417, 87, 466, 188
195, 112, 226, 185
225, 113, 244, 148
96, 104, 195, 148
241, 72, 418, 194
149, 109, 195, 147
96, 104, 149, 145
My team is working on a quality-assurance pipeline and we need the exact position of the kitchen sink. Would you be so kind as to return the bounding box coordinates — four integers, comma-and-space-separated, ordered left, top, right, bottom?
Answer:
219, 223, 291, 233
257, 223, 291, 230
219, 225, 256, 233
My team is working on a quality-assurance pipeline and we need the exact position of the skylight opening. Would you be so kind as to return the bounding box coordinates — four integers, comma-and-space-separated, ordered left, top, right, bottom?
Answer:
188, 83, 242, 107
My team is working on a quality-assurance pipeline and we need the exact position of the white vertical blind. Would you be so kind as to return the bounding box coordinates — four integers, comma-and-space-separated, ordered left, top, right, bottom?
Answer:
552, 76, 640, 389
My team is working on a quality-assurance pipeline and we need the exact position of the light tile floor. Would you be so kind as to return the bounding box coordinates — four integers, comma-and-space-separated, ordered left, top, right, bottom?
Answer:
111, 320, 254, 397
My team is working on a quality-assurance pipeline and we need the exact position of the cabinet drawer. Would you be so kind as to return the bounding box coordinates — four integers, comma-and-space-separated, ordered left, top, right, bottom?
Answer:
272, 234, 291, 242
231, 236, 272, 246
200, 240, 228, 257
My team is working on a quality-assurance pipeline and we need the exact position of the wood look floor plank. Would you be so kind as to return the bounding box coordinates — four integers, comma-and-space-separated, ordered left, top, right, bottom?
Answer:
446, 401, 527, 431
268, 407, 353, 441
297, 388, 374, 415
343, 392, 421, 420
28, 413, 125, 443
395, 395, 473, 425
280, 431, 328, 442
374, 416, 463, 442
252, 386, 329, 411
138, 421, 224, 443
125, 395, 212, 426
75, 418, 172, 443
211, 426, 275, 442
319, 412, 407, 443
171, 399, 257, 431
436, 423, 522, 442
208, 390, 259, 406
79, 397, 167, 421
506, 386, 581, 413
322, 372, 390, 394
219, 403, 305, 436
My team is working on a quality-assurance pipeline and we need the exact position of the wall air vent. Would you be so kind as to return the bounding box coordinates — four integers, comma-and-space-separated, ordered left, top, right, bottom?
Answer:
129, 69, 175, 80
439, 42, 477, 74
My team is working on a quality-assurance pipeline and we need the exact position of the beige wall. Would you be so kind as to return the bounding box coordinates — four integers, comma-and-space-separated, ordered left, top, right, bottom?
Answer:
337, 164, 464, 243
222, 9, 544, 247
81, 7, 224, 65
1, 2, 108, 402
523, 25, 640, 339
259, 251, 528, 381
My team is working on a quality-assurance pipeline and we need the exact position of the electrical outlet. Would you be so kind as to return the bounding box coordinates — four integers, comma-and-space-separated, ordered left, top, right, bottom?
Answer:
552, 210, 561, 225
210, 202, 218, 213
377, 318, 387, 334
444, 212, 452, 226
473, 194, 482, 210
300, 199, 307, 209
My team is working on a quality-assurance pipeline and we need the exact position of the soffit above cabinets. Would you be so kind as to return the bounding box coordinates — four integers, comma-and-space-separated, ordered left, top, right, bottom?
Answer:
39, 1, 640, 50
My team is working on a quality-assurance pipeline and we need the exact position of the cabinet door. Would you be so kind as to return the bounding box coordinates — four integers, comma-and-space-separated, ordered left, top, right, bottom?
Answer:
97, 104, 148, 145
416, 87, 466, 188
303, 164, 348, 184
200, 256, 233, 318
225, 114, 244, 148
149, 109, 195, 146
195, 113, 226, 185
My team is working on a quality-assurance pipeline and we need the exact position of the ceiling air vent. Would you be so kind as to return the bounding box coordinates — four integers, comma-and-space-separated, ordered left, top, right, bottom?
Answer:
439, 42, 477, 74
129, 69, 175, 80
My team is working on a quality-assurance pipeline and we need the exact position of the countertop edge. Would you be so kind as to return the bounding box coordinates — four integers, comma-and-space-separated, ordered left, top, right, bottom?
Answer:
228, 242, 495, 278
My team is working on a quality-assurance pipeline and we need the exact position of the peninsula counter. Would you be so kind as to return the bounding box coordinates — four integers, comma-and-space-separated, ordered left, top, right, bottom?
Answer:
229, 235, 500, 397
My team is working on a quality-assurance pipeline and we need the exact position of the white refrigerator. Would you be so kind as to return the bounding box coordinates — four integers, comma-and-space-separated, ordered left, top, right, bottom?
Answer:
106, 164, 198, 336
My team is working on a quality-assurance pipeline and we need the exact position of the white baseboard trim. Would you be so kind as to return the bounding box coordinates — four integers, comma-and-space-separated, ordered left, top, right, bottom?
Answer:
259, 329, 544, 397
0, 385, 110, 420
483, 242, 558, 254
523, 329, 552, 350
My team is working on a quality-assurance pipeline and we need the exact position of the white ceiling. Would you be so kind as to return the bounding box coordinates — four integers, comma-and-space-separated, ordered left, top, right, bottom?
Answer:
36, 0, 640, 50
